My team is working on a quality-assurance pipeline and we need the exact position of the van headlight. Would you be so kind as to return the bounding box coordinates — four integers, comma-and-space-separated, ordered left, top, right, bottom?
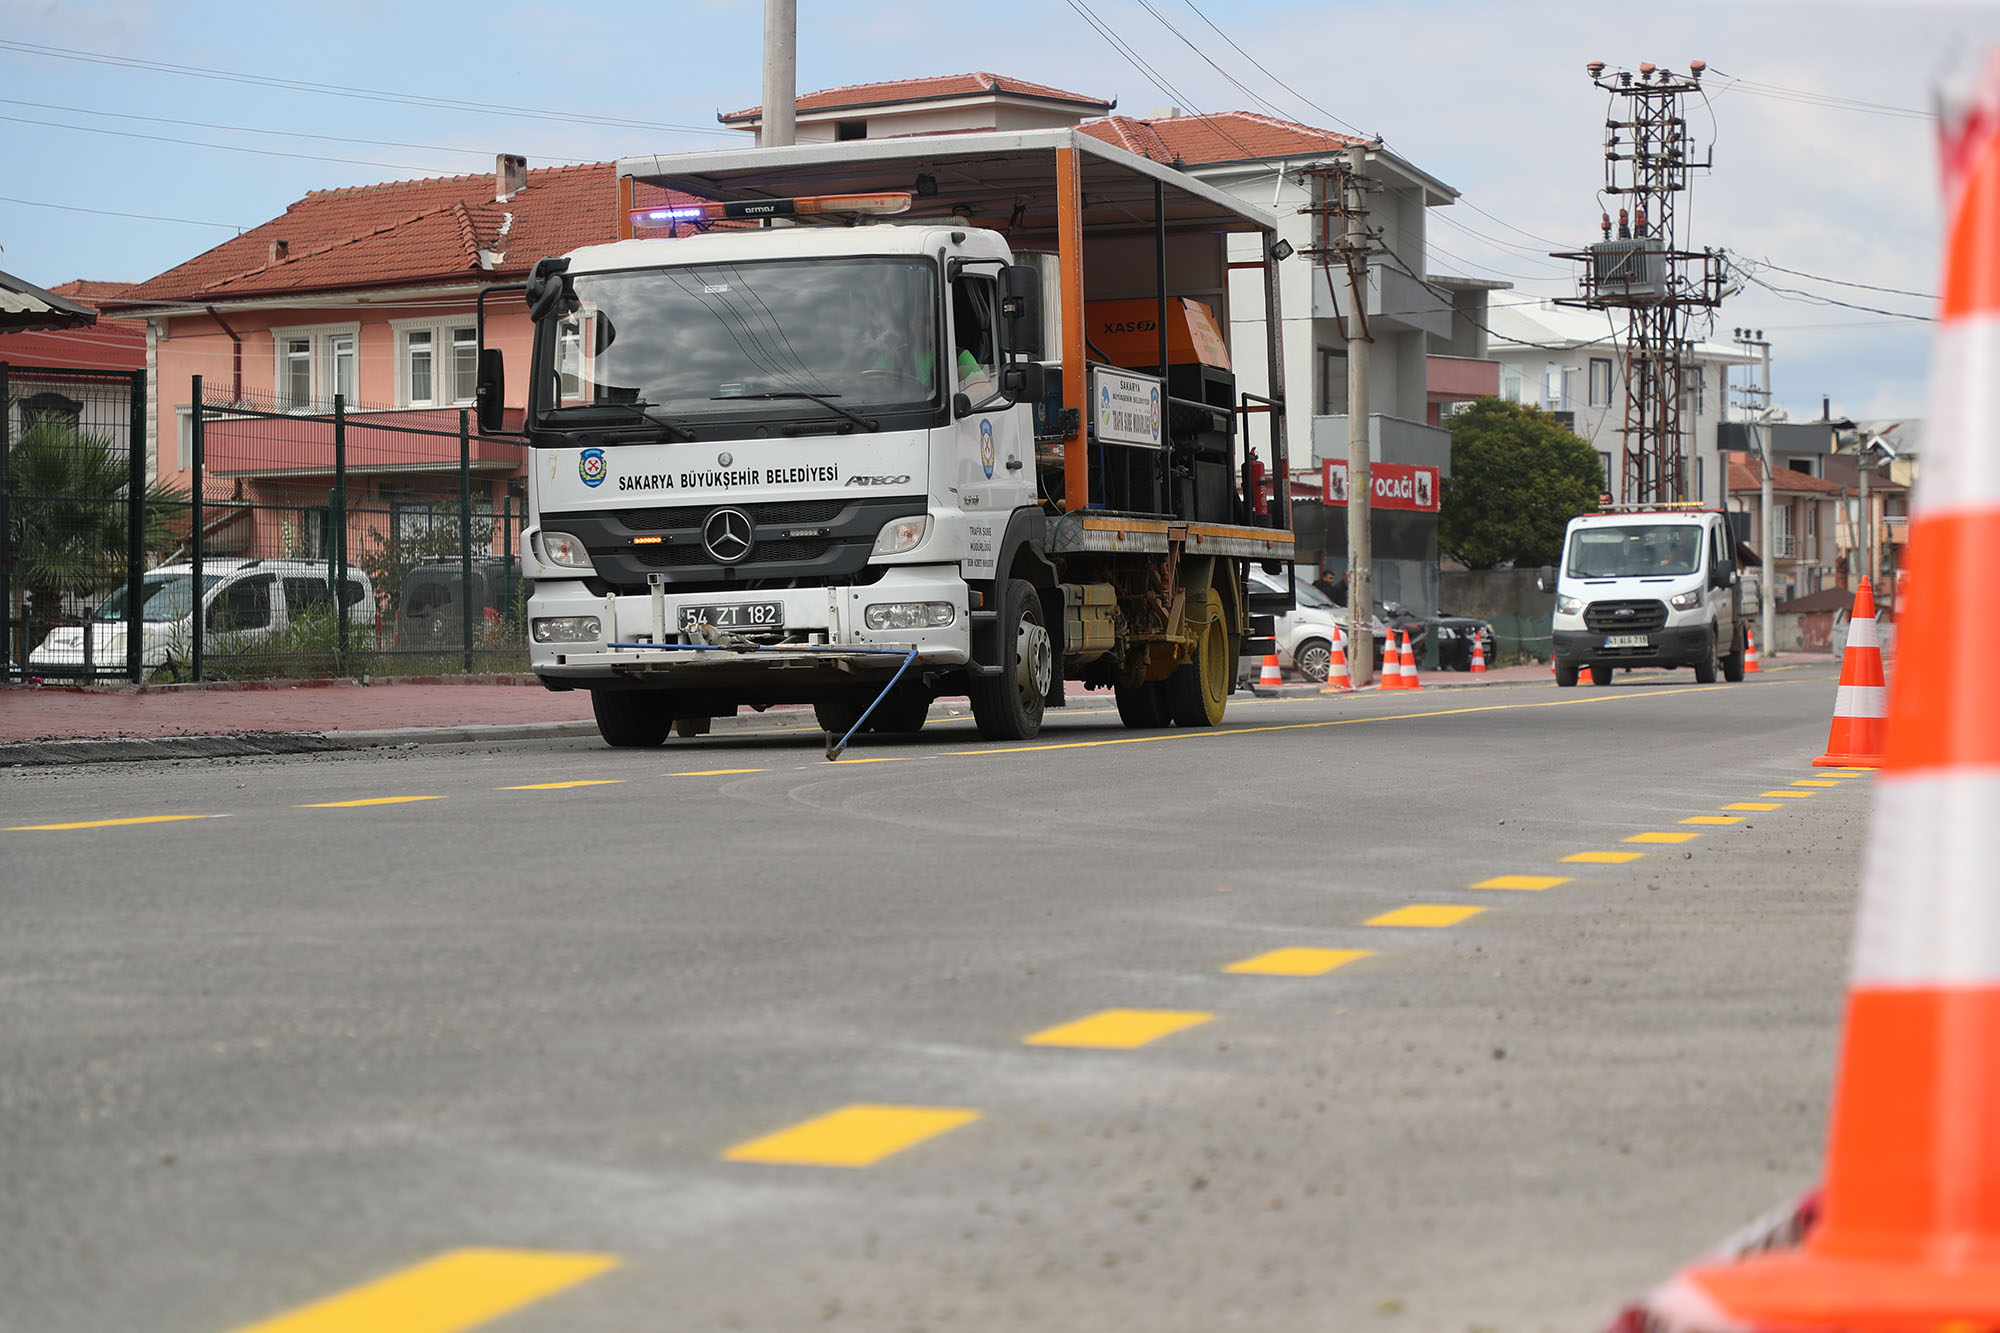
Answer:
1669, 590, 1702, 610
1556, 594, 1583, 616
871, 516, 929, 556
865, 601, 955, 630
536, 531, 596, 572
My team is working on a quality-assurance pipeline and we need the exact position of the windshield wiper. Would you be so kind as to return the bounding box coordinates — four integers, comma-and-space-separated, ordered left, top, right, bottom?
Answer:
554, 399, 696, 441
711, 390, 879, 433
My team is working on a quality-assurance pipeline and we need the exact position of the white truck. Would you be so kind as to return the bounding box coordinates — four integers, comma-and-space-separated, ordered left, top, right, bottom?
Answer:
475, 130, 1295, 751
1539, 505, 1748, 687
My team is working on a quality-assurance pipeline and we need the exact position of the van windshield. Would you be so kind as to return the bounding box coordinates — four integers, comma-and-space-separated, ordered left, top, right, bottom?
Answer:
1566, 524, 1704, 579
94, 574, 222, 623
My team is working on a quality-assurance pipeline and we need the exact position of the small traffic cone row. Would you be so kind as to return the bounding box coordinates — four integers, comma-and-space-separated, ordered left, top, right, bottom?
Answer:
1745, 625, 1761, 673
1257, 653, 1284, 689
1399, 631, 1422, 691
1320, 630, 1353, 693
1811, 578, 1887, 768
1622, 54, 2000, 1332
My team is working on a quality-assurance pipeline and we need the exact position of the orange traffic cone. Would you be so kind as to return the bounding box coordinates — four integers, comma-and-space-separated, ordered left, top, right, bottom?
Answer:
1628, 58, 2000, 1332
1470, 636, 1487, 675
1320, 630, 1353, 694
1380, 631, 1406, 690
1744, 626, 1761, 673
1812, 579, 1887, 768
1257, 653, 1284, 689
1400, 630, 1422, 691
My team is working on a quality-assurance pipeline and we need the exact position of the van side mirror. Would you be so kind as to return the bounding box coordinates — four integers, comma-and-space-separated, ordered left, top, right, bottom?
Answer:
998, 264, 1044, 359
475, 349, 506, 433
1536, 565, 1555, 593
999, 360, 1046, 406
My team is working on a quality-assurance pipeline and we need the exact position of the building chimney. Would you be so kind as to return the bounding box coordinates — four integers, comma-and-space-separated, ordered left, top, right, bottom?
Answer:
268, 238, 289, 264
496, 154, 527, 203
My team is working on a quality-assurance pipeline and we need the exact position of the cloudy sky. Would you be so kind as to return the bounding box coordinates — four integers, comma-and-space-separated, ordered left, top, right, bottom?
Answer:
3, 0, 1989, 422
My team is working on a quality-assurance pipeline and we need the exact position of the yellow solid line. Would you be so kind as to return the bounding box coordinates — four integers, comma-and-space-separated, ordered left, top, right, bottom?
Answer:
828, 756, 913, 765
1758, 790, 1816, 799
1681, 815, 1742, 825
669, 768, 769, 777
1792, 779, 1841, 787
6, 813, 216, 831
1625, 831, 1698, 844
1023, 1008, 1214, 1049
722, 1103, 979, 1167
1724, 802, 1784, 811
1562, 850, 1646, 864
227, 1247, 618, 1333
1470, 874, 1571, 891
499, 780, 625, 790
1225, 947, 1375, 976
297, 796, 446, 808
1366, 904, 1486, 927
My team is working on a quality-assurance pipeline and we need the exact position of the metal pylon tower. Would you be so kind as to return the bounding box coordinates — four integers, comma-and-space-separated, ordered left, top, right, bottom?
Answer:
1556, 61, 1726, 504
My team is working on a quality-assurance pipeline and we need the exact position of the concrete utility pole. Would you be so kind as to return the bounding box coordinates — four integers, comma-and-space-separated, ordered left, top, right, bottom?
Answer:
1343, 144, 1375, 686
761, 0, 797, 148
1734, 328, 1777, 663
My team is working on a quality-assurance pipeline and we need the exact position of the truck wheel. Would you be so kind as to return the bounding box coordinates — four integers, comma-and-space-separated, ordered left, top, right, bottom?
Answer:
1554, 659, 1580, 688
813, 690, 870, 736
1114, 680, 1169, 728
969, 578, 1050, 741
1721, 626, 1747, 682
592, 689, 673, 747
1294, 637, 1332, 683
867, 683, 932, 734
1590, 663, 1613, 686
1164, 596, 1229, 727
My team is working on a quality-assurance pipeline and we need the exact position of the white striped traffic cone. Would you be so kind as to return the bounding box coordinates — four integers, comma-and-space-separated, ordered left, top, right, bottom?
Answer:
1400, 630, 1422, 691
1320, 630, 1354, 694
1257, 653, 1284, 688
1470, 636, 1487, 675
1380, 631, 1406, 691
1632, 52, 2000, 1331
1812, 579, 1887, 768
1745, 626, 1761, 674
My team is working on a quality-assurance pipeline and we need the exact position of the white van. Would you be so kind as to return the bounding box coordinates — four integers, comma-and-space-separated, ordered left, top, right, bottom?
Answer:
28, 559, 376, 674
1539, 508, 1746, 687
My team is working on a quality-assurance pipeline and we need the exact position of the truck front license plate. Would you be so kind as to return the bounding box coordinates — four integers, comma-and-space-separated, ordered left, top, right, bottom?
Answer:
1604, 633, 1648, 648
681, 602, 784, 630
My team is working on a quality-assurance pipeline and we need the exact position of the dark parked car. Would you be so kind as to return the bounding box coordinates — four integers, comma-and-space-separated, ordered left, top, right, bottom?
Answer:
393, 559, 525, 649
1432, 611, 1497, 671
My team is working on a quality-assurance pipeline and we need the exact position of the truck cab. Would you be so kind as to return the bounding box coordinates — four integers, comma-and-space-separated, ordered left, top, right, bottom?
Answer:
1542, 507, 1746, 686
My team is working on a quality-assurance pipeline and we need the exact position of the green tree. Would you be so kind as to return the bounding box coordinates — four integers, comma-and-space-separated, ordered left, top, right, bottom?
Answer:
1439, 398, 1605, 569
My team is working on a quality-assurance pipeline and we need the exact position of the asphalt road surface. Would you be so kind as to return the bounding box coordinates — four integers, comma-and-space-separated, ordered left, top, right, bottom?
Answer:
2, 662, 1869, 1333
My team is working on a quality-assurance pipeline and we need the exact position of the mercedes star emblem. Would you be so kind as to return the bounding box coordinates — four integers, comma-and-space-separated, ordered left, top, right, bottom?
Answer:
703, 508, 754, 564
717, 452, 733, 467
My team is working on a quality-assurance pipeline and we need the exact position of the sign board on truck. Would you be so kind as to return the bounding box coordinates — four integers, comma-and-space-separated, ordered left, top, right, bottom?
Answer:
1092, 367, 1164, 450
1323, 461, 1440, 513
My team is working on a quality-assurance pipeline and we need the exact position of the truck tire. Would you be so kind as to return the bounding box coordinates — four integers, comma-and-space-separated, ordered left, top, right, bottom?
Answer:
1721, 625, 1747, 682
867, 683, 932, 734
1114, 681, 1169, 729
1293, 637, 1332, 683
1164, 595, 1229, 727
592, 689, 673, 747
1554, 659, 1580, 688
813, 690, 870, 736
969, 578, 1050, 741
1590, 663, 1613, 686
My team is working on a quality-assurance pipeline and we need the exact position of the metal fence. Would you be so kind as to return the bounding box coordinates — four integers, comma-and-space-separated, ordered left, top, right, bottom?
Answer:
4, 367, 532, 683
2, 362, 151, 682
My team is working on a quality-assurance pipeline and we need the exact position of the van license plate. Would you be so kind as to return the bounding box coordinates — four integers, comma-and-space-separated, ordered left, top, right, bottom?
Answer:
1604, 633, 1648, 648
681, 602, 784, 629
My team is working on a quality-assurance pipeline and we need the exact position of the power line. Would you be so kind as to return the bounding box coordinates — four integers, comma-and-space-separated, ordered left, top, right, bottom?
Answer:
1737, 269, 1933, 322
0, 111, 456, 174
1176, 0, 1372, 139
1704, 68, 1930, 122
1132, 0, 1292, 122
0, 193, 248, 231
1737, 255, 1935, 302
1062, 0, 1279, 169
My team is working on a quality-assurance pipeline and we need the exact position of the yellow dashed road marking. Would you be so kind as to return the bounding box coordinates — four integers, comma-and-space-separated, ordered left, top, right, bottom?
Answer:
297, 796, 445, 808
1725, 802, 1783, 811
227, 1247, 618, 1333
1471, 874, 1571, 891
1024, 1008, 1213, 1049
1562, 850, 1646, 864
6, 813, 218, 831
1758, 790, 1816, 799
1625, 831, 1698, 844
722, 1104, 979, 1167
670, 768, 770, 777
1367, 904, 1486, 927
1225, 947, 1374, 976
827, 756, 914, 765
1792, 779, 1840, 787
500, 780, 624, 790
1681, 815, 1741, 825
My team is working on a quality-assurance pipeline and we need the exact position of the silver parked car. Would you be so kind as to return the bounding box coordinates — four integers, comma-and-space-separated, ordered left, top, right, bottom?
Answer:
1245, 568, 1385, 683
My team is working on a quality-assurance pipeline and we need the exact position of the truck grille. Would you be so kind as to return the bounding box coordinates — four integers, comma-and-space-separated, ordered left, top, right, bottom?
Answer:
1584, 599, 1668, 632
618, 499, 848, 531
633, 537, 833, 567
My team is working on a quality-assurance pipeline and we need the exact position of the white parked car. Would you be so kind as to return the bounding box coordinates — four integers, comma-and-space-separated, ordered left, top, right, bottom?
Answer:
1245, 568, 1384, 683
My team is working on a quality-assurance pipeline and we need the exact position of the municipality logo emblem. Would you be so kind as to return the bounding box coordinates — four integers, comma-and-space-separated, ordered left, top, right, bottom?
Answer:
578, 448, 607, 488
980, 419, 995, 479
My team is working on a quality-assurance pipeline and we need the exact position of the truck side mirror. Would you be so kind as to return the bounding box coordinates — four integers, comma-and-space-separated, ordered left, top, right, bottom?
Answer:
999, 360, 1046, 406
998, 264, 1044, 359
525, 255, 572, 323
475, 349, 506, 433
1536, 565, 1554, 593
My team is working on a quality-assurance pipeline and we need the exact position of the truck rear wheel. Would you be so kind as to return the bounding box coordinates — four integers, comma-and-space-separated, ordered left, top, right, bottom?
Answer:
1114, 680, 1169, 728
1164, 596, 1229, 727
969, 578, 1050, 742
592, 689, 673, 747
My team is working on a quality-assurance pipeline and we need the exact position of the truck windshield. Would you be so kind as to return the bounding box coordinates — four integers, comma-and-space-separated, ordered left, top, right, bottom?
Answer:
1566, 524, 1704, 578
94, 573, 221, 623
537, 257, 941, 434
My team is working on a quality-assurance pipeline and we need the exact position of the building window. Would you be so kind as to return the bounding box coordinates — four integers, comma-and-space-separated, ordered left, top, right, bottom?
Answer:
407, 330, 434, 406
1598, 450, 1613, 495
1788, 458, 1814, 476
452, 327, 478, 404
1501, 367, 1523, 403
836, 120, 867, 141
330, 334, 357, 406
394, 321, 477, 408
271, 323, 362, 411
1588, 357, 1613, 407
1319, 347, 1348, 415
1694, 455, 1704, 502
1682, 366, 1706, 415
283, 337, 313, 409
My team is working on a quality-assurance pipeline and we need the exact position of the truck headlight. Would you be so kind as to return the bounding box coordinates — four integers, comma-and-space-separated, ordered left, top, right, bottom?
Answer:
531, 616, 601, 643
1556, 594, 1583, 616
871, 515, 929, 556
537, 530, 596, 572
1669, 590, 1701, 610
865, 601, 955, 630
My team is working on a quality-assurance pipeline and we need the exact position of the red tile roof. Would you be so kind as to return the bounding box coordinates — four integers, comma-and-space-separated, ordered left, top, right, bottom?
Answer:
47, 279, 142, 307
723, 72, 1112, 122
1080, 111, 1363, 166
1728, 455, 1851, 495
114, 162, 640, 306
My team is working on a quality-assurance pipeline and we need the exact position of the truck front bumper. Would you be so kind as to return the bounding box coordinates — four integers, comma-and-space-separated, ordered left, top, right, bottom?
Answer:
1553, 624, 1712, 668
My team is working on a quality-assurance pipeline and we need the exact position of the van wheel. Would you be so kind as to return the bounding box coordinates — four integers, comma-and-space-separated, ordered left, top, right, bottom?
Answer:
592, 689, 673, 747
1590, 664, 1613, 686
1164, 595, 1230, 727
1554, 659, 1580, 687
1694, 656, 1719, 684
1721, 625, 1747, 682
1115, 680, 1170, 729
968, 579, 1049, 741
